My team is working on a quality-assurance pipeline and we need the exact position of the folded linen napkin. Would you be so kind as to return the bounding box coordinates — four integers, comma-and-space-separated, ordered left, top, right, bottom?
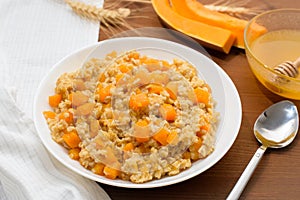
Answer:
0, 88, 111, 200
0, 0, 102, 117
0, 0, 111, 199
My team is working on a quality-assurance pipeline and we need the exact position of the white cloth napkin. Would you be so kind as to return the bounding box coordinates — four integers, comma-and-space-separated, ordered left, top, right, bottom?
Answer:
0, 0, 111, 199
0, 0, 102, 117
0, 88, 111, 200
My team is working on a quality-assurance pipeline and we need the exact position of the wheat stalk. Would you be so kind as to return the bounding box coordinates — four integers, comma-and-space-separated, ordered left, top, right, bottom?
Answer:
65, 0, 154, 38
204, 4, 257, 19
204, 0, 263, 19
65, 0, 131, 27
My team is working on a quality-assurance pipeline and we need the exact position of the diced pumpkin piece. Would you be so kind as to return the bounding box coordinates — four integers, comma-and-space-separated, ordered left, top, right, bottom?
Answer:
68, 148, 81, 160
76, 102, 95, 116
103, 166, 120, 179
161, 60, 170, 68
48, 94, 62, 108
96, 83, 103, 91
119, 64, 132, 73
152, 0, 235, 53
92, 163, 105, 176
98, 85, 112, 103
182, 151, 191, 159
71, 91, 89, 107
123, 142, 134, 151
59, 111, 73, 124
129, 93, 150, 111
134, 120, 150, 143
201, 124, 210, 132
153, 128, 169, 146
68, 93, 73, 102
148, 84, 165, 94
196, 123, 210, 137
159, 103, 176, 122
62, 130, 81, 148
98, 73, 106, 82
128, 51, 140, 60
194, 88, 209, 105
115, 73, 124, 83
139, 56, 147, 63
43, 111, 56, 120
191, 138, 203, 152
142, 58, 160, 65
167, 130, 179, 145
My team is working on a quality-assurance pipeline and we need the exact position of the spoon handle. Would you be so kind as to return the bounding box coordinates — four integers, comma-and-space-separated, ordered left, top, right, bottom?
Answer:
227, 145, 267, 200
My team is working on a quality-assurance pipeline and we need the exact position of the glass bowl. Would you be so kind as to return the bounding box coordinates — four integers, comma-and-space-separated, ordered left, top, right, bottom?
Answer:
244, 9, 300, 99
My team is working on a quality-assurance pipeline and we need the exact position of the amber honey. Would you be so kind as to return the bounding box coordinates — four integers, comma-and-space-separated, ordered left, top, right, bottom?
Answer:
250, 29, 300, 79
248, 29, 300, 99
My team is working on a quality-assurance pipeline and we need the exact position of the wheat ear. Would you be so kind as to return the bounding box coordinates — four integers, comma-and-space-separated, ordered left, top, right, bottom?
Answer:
204, 0, 263, 19
65, 0, 131, 27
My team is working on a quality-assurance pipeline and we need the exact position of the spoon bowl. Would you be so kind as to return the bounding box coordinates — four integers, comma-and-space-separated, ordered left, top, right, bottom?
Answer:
254, 100, 299, 148
227, 100, 299, 199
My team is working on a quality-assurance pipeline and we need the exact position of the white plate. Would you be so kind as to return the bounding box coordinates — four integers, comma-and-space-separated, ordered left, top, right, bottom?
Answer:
33, 37, 242, 188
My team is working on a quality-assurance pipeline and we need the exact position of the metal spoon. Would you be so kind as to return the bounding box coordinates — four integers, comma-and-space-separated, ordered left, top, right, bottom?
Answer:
227, 100, 299, 200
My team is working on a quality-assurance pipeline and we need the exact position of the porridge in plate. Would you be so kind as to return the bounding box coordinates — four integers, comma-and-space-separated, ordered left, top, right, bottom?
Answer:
43, 50, 218, 183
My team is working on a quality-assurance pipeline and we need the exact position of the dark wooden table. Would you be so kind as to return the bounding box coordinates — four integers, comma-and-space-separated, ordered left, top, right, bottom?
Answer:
98, 1, 300, 199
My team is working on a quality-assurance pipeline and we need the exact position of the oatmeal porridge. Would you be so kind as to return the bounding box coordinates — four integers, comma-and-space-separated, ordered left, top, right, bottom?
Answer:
43, 50, 218, 183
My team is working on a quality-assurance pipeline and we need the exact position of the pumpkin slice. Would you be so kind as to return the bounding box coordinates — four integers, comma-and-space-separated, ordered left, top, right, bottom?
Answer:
151, 0, 235, 53
171, 0, 266, 49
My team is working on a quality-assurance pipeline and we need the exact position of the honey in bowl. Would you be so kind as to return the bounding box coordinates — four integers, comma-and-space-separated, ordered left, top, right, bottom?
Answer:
250, 29, 300, 80
244, 9, 300, 100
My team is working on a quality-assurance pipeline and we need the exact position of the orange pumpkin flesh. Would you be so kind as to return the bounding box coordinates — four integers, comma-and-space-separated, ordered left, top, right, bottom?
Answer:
152, 0, 235, 53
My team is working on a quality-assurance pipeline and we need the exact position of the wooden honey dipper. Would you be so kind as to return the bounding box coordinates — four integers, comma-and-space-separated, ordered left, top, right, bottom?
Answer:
273, 57, 300, 78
